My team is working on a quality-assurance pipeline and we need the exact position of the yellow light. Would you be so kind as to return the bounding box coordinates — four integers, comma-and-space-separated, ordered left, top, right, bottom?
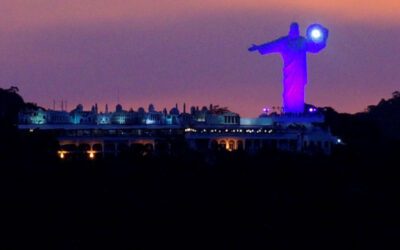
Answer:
88, 151, 95, 159
58, 150, 66, 159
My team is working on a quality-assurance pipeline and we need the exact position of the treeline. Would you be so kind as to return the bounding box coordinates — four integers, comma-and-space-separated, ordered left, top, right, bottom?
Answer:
319, 91, 400, 155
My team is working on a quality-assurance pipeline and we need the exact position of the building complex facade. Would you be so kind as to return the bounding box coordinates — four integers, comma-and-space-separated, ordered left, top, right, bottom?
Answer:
18, 102, 338, 158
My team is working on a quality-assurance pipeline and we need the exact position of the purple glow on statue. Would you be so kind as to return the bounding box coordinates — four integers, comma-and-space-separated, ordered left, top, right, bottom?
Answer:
248, 23, 329, 113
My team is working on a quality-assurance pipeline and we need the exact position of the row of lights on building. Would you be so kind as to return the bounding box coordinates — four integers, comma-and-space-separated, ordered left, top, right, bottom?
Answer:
191, 129, 273, 134
58, 150, 96, 160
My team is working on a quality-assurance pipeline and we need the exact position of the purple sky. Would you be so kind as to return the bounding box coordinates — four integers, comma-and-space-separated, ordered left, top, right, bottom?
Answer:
1, 1, 399, 117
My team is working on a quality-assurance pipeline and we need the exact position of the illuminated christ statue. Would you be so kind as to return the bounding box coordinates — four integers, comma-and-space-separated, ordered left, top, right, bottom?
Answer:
249, 22, 329, 113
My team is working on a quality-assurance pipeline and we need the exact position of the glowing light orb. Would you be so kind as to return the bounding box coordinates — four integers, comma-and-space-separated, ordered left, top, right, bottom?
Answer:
311, 29, 322, 40
308, 107, 317, 113
306, 24, 327, 43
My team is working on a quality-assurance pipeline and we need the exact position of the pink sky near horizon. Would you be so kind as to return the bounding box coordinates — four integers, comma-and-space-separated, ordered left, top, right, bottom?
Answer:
1, 0, 399, 116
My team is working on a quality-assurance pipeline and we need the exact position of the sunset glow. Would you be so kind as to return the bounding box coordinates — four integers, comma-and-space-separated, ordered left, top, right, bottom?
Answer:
1, 0, 399, 116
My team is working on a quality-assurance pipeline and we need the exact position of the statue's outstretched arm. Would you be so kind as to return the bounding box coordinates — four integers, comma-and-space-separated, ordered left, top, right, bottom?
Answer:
307, 28, 329, 53
248, 37, 285, 54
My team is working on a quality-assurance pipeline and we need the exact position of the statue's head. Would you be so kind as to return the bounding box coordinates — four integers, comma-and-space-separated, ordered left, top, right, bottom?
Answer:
288, 22, 300, 38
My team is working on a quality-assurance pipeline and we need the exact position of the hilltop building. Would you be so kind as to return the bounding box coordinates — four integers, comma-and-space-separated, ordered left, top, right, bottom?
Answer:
18, 102, 338, 158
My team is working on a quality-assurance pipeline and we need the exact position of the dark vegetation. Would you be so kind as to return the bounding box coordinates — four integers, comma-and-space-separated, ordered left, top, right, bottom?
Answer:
1, 87, 400, 249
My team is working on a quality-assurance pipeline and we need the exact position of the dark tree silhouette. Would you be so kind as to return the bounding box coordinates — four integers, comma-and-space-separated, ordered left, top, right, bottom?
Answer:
0, 87, 25, 126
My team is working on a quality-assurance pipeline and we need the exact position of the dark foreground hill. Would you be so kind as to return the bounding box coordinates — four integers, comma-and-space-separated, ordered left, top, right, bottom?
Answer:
2, 150, 399, 249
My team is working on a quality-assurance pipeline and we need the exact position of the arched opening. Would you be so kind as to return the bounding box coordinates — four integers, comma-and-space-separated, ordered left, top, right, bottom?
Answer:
228, 140, 235, 151
220, 140, 226, 150
93, 143, 103, 152
237, 140, 244, 151
103, 143, 116, 157
117, 143, 129, 153
76, 143, 90, 159
155, 141, 169, 154
289, 139, 297, 151
61, 144, 77, 152
210, 140, 218, 150
145, 143, 154, 152
78, 143, 90, 152
130, 143, 145, 155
